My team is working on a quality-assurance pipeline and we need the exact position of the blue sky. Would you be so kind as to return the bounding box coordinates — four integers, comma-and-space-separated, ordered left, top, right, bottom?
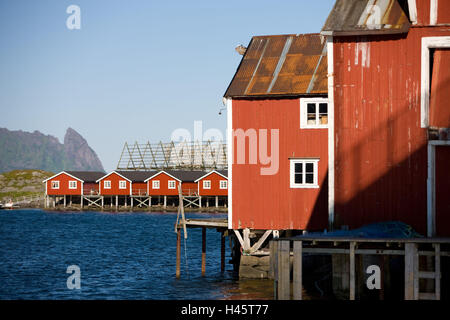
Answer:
0, 0, 335, 171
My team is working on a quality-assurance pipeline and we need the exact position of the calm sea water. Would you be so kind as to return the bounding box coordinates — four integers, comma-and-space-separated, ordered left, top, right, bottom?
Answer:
0, 209, 273, 300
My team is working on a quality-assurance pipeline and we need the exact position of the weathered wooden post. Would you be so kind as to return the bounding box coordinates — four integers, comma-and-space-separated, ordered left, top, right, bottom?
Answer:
293, 241, 303, 300
277, 240, 290, 300
404, 242, 419, 300
176, 227, 181, 278
202, 227, 206, 276
221, 231, 225, 272
349, 241, 356, 300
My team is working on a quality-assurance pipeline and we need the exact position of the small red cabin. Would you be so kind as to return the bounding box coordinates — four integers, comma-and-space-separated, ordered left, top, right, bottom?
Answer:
96, 171, 132, 196
224, 33, 329, 231
195, 170, 228, 196
43, 171, 105, 196
145, 171, 182, 196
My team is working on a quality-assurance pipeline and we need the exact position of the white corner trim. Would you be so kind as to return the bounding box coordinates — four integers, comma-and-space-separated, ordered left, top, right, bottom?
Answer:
327, 36, 335, 230
421, 36, 450, 128
430, 0, 438, 25
226, 98, 233, 230
407, 0, 417, 24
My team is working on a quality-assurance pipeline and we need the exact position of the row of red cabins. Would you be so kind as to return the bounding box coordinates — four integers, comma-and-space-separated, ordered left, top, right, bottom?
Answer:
43, 169, 228, 208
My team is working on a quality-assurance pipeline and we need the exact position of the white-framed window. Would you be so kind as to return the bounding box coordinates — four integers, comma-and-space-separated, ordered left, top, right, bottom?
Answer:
168, 180, 176, 189
152, 180, 160, 189
219, 180, 228, 189
68, 180, 77, 189
300, 98, 328, 128
290, 159, 319, 188
203, 180, 211, 189
104, 180, 111, 189
51, 181, 60, 189
119, 180, 127, 189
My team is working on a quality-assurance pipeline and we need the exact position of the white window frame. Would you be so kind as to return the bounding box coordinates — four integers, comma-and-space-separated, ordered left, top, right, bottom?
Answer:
51, 181, 60, 189
152, 180, 160, 189
219, 180, 228, 189
168, 180, 176, 189
300, 98, 329, 129
68, 180, 77, 189
203, 180, 211, 189
119, 180, 127, 189
420, 37, 450, 128
290, 159, 319, 189
104, 180, 111, 189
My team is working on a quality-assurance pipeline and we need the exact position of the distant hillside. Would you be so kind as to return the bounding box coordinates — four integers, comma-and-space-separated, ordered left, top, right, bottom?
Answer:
0, 127, 104, 173
0, 169, 53, 201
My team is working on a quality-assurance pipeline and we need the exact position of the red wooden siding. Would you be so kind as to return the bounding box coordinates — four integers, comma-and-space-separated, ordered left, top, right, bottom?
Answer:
232, 98, 328, 231
132, 182, 147, 196
83, 183, 99, 195
46, 173, 82, 196
435, 146, 450, 236
430, 49, 450, 128
182, 182, 198, 196
332, 26, 450, 235
147, 172, 180, 196
198, 172, 228, 196
98, 172, 130, 196
436, 0, 450, 24
415, 0, 431, 25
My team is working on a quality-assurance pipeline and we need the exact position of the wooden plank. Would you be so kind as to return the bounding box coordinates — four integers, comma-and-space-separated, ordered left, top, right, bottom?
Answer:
249, 230, 272, 254
277, 240, 290, 300
293, 241, 302, 300
404, 243, 419, 300
349, 242, 356, 300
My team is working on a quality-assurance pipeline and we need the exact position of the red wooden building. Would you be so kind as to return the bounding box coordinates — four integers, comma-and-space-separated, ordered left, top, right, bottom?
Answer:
145, 170, 208, 196
321, 0, 450, 236
44, 171, 105, 196
195, 170, 228, 196
224, 33, 329, 231
96, 170, 156, 196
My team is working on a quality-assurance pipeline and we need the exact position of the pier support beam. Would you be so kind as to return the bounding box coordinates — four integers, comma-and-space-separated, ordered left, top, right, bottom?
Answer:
202, 227, 206, 276
164, 196, 167, 209
116, 195, 118, 210
176, 228, 181, 279
221, 231, 225, 272
215, 196, 218, 208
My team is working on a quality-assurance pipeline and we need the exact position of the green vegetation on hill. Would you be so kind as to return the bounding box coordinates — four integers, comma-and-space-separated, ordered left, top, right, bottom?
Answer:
0, 169, 53, 202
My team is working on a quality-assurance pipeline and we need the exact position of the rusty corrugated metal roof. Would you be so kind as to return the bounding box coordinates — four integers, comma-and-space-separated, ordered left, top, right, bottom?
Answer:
321, 0, 410, 36
224, 33, 328, 98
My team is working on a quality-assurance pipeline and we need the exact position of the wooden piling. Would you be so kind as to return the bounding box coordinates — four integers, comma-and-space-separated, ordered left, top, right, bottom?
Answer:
176, 228, 181, 279
293, 241, 303, 300
221, 231, 225, 272
202, 227, 206, 276
404, 243, 419, 300
277, 240, 290, 300
349, 241, 356, 300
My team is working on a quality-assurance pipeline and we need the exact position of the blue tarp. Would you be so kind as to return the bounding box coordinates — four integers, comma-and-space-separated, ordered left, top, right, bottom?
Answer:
306, 221, 423, 239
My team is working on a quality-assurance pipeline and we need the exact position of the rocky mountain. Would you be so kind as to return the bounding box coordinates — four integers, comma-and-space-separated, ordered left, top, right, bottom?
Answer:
0, 127, 104, 173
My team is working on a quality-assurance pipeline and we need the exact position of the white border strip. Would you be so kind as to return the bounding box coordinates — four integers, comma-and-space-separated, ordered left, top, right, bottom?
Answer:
430, 0, 438, 25
421, 36, 450, 128
327, 36, 335, 230
408, 0, 417, 25
227, 98, 233, 229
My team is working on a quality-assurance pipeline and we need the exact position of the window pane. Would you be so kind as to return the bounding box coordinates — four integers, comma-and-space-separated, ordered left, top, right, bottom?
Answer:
307, 103, 316, 114
305, 163, 314, 173
295, 173, 303, 184
319, 103, 328, 125
305, 173, 314, 184
294, 163, 303, 174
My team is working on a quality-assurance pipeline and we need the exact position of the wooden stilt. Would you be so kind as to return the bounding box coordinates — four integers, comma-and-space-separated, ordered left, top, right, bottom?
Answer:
81, 196, 83, 209
405, 243, 419, 300
215, 196, 218, 208
202, 227, 206, 276
101, 196, 104, 210
176, 227, 181, 279
349, 242, 356, 300
199, 196, 202, 208
149, 196, 152, 207
116, 195, 118, 210
221, 231, 225, 272
293, 241, 303, 300
164, 196, 167, 209
277, 240, 290, 300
